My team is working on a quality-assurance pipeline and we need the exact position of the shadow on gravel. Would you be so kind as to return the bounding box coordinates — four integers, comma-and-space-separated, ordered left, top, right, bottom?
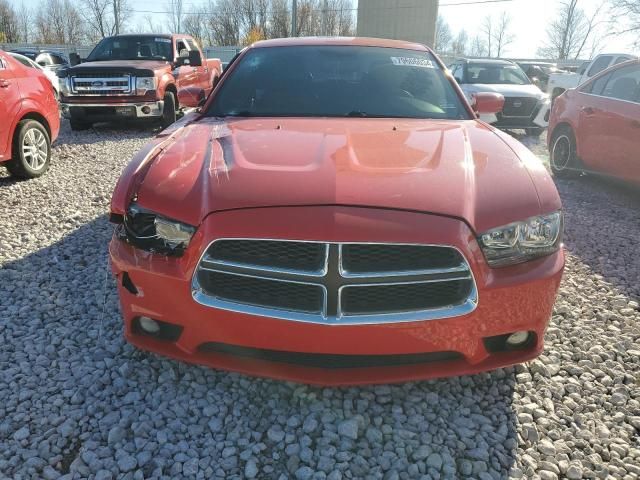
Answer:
0, 216, 519, 479
556, 175, 640, 299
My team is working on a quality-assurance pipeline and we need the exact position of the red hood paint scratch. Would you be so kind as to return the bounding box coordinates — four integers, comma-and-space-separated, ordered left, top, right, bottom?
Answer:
113, 116, 560, 233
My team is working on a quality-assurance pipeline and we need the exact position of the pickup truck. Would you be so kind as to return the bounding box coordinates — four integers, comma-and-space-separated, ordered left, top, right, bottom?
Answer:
547, 53, 637, 101
58, 34, 222, 130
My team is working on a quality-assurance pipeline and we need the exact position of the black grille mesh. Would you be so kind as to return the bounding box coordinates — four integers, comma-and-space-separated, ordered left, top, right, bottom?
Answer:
208, 240, 325, 272
341, 279, 471, 315
502, 97, 537, 117
342, 244, 463, 273
198, 270, 324, 314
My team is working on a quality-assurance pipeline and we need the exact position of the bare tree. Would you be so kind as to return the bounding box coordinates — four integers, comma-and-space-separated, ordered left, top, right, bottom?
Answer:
609, 0, 640, 45
469, 35, 488, 57
208, 0, 242, 45
450, 29, 469, 56
166, 0, 184, 33
82, 0, 112, 40
269, 0, 290, 38
0, 0, 19, 42
493, 12, 514, 57
537, 0, 603, 60
34, 0, 84, 43
15, 2, 32, 42
481, 15, 493, 57
112, 0, 127, 34
434, 16, 452, 53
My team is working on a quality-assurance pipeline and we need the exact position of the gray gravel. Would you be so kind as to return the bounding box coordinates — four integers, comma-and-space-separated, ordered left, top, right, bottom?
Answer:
1, 125, 639, 479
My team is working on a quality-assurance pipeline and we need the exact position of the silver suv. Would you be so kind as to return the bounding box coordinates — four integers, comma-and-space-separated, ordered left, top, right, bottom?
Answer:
450, 58, 549, 137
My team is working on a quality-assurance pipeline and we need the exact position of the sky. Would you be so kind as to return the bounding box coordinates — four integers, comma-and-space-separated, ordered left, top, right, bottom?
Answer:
439, 0, 636, 58
16, 0, 639, 57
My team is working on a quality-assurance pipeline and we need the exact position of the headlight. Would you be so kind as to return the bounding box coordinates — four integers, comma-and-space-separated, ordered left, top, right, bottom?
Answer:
135, 76, 157, 95
59, 77, 70, 94
478, 212, 563, 267
120, 203, 196, 256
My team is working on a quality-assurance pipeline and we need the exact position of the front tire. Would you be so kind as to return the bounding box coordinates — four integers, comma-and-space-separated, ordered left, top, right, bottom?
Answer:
161, 92, 177, 128
550, 127, 580, 178
5, 120, 51, 179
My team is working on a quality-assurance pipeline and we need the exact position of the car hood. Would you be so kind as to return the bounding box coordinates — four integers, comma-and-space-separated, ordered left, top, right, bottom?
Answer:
129, 117, 556, 233
62, 60, 170, 76
463, 83, 545, 98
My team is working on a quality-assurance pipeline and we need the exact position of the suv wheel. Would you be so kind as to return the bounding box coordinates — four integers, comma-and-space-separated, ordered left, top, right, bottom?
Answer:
5, 120, 51, 178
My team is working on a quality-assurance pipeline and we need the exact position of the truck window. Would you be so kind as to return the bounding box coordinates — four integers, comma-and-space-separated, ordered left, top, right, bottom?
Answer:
600, 64, 640, 102
176, 40, 188, 58
186, 39, 199, 52
87, 36, 173, 62
613, 56, 632, 66
587, 56, 612, 77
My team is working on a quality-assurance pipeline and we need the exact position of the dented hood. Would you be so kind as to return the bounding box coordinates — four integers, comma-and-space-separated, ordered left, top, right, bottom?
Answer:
132, 117, 552, 233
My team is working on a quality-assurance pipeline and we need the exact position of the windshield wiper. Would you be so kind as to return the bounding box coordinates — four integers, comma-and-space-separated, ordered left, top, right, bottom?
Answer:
346, 110, 369, 117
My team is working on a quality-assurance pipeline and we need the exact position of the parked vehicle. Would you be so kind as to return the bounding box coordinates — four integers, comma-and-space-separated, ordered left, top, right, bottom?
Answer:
547, 53, 637, 101
9, 49, 69, 74
517, 61, 567, 91
0, 50, 60, 178
58, 34, 222, 130
109, 37, 564, 385
450, 58, 549, 136
548, 59, 640, 184
9, 52, 59, 99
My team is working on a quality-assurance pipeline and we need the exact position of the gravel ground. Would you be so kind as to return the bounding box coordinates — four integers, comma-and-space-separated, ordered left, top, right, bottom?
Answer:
0, 124, 638, 480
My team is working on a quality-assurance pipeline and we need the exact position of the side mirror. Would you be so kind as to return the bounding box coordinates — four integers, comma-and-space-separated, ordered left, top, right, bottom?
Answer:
177, 50, 202, 67
69, 53, 81, 66
472, 92, 505, 114
178, 87, 206, 108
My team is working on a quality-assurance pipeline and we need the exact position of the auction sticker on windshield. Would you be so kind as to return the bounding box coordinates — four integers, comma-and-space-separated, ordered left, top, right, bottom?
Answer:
156, 38, 172, 43
390, 57, 435, 68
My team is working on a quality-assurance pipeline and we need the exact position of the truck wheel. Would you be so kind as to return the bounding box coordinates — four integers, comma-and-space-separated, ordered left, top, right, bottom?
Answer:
5, 120, 51, 178
70, 119, 91, 131
550, 127, 580, 179
161, 92, 177, 128
526, 127, 545, 138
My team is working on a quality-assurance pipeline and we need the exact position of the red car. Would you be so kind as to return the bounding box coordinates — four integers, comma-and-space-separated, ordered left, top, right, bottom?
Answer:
109, 38, 564, 386
0, 50, 60, 178
549, 59, 640, 184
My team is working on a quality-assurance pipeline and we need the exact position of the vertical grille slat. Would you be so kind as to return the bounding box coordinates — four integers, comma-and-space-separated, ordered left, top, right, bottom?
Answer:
193, 240, 477, 324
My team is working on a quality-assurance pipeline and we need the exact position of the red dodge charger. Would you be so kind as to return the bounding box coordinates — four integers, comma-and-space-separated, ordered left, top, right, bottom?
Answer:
109, 38, 564, 385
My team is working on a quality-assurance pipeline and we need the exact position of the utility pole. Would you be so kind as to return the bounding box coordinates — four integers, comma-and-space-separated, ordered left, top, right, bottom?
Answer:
291, 0, 297, 37
113, 0, 119, 34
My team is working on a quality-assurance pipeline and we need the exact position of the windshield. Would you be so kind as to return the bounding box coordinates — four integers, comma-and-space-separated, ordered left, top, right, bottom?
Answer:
206, 46, 470, 120
465, 63, 530, 85
86, 36, 173, 62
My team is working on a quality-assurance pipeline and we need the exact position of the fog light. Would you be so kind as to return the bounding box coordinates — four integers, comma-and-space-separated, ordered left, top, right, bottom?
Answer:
141, 106, 151, 114
139, 316, 160, 334
506, 331, 530, 347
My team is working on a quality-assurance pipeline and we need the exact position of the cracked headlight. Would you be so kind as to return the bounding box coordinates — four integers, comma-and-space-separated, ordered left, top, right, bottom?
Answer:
478, 212, 563, 267
135, 76, 157, 95
120, 203, 195, 256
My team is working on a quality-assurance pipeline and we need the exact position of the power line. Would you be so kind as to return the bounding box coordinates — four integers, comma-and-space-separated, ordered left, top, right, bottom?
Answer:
124, 0, 518, 16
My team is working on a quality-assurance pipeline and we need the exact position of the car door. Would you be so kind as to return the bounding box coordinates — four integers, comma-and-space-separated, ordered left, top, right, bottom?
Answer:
577, 71, 615, 172
186, 38, 210, 91
0, 54, 22, 161
173, 38, 198, 90
578, 64, 640, 181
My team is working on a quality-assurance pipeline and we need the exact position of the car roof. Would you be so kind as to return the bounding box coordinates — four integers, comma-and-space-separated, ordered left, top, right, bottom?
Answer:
251, 36, 430, 52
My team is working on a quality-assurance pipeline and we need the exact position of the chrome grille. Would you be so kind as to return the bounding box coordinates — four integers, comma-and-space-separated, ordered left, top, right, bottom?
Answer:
192, 240, 478, 325
71, 74, 132, 95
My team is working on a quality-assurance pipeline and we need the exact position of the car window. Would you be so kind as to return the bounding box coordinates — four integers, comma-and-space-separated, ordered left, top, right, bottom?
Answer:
11, 54, 32, 68
464, 63, 530, 85
50, 53, 66, 65
451, 64, 462, 82
87, 36, 173, 61
586, 72, 611, 95
176, 40, 188, 58
207, 45, 470, 120
587, 56, 612, 77
600, 64, 640, 103
613, 56, 632, 66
